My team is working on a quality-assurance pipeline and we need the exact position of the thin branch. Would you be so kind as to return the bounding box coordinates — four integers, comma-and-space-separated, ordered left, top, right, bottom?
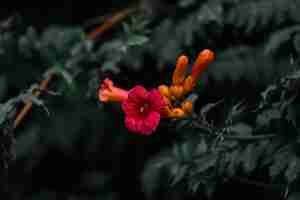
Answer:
223, 134, 277, 141
13, 70, 54, 129
13, 5, 138, 129
87, 5, 139, 40
191, 121, 277, 141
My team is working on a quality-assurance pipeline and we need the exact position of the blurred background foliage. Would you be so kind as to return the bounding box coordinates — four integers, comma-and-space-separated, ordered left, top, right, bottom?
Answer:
0, 0, 300, 199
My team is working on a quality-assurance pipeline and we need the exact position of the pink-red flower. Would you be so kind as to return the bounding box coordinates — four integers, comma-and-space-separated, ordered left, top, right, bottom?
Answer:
121, 85, 166, 135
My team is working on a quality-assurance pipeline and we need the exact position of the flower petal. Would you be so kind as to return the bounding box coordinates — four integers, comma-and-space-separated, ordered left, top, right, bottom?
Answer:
124, 116, 140, 133
124, 111, 161, 135
140, 111, 161, 135
147, 89, 166, 113
128, 85, 148, 104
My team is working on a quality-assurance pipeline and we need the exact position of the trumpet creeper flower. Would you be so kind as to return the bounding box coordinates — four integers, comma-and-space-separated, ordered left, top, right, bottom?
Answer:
121, 85, 166, 135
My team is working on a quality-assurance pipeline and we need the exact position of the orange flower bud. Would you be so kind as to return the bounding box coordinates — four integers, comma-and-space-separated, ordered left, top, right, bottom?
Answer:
170, 85, 184, 100
160, 106, 173, 118
181, 100, 193, 114
172, 55, 189, 85
183, 75, 196, 95
158, 84, 171, 98
170, 108, 186, 118
191, 49, 214, 82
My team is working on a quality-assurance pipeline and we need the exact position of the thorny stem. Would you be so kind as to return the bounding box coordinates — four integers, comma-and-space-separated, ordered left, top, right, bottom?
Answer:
13, 5, 138, 129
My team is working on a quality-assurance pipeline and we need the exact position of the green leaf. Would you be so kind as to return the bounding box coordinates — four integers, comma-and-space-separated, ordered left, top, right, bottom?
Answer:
179, 0, 196, 8
285, 156, 300, 183
192, 154, 217, 175
242, 143, 255, 174
242, 142, 267, 174
226, 149, 240, 177
171, 165, 188, 186
261, 84, 277, 102
264, 25, 300, 54
127, 34, 149, 46
226, 101, 246, 123
122, 22, 131, 35
269, 147, 291, 178
256, 108, 281, 127
0, 101, 14, 126
195, 138, 207, 154
228, 123, 253, 136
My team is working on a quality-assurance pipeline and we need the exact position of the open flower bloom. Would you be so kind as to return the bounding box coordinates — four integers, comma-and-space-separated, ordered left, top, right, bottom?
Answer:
98, 78, 129, 102
121, 85, 166, 135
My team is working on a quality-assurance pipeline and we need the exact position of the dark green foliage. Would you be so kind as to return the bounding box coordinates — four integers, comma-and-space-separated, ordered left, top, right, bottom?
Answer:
1, 0, 300, 200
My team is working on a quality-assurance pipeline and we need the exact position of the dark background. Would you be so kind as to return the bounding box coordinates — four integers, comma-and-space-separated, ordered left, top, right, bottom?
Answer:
0, 2, 292, 200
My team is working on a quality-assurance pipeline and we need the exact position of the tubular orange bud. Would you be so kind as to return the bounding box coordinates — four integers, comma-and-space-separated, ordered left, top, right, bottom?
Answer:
183, 75, 196, 95
191, 49, 214, 81
158, 85, 171, 98
172, 55, 189, 85
160, 106, 173, 118
181, 100, 193, 114
170, 85, 184, 100
170, 108, 186, 118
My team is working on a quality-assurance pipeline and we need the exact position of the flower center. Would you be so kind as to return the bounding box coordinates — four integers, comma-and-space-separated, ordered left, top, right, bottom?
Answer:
139, 102, 149, 113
